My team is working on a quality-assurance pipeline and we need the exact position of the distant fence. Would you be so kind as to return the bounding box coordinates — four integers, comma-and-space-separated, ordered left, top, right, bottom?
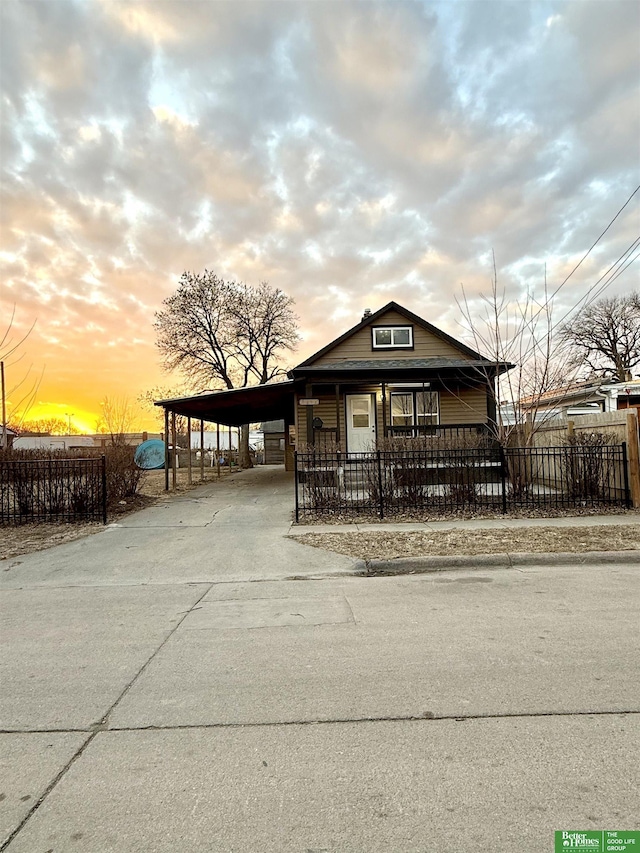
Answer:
294, 445, 630, 521
0, 457, 107, 525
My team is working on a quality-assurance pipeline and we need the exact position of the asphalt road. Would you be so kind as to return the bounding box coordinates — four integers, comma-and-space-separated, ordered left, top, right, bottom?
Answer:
1, 468, 638, 852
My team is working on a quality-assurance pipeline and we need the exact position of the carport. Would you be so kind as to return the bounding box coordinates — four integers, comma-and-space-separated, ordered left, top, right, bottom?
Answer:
155, 380, 304, 489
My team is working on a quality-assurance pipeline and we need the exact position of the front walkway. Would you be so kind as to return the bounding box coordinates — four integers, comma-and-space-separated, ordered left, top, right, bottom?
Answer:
0, 466, 354, 589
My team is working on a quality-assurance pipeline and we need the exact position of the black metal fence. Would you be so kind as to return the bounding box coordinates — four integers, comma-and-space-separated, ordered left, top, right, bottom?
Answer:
0, 456, 107, 525
294, 445, 630, 520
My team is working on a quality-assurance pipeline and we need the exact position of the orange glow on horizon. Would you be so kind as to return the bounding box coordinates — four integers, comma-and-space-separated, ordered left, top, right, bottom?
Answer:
14, 401, 158, 435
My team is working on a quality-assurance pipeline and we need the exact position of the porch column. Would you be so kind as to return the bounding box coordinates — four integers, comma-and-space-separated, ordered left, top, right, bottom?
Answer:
200, 420, 205, 481
216, 423, 221, 479
187, 416, 192, 484
306, 383, 314, 445
164, 408, 169, 491
486, 381, 498, 435
335, 384, 340, 444
381, 382, 387, 440
171, 411, 177, 490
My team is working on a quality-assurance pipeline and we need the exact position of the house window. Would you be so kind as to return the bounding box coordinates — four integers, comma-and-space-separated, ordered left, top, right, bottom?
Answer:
391, 390, 439, 428
372, 326, 413, 349
391, 393, 413, 427
416, 390, 439, 424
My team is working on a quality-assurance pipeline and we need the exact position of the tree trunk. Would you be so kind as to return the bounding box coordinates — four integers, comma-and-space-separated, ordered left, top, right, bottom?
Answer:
238, 424, 253, 469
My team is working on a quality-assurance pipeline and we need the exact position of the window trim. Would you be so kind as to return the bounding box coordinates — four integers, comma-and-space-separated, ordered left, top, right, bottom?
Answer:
371, 325, 414, 350
390, 389, 440, 428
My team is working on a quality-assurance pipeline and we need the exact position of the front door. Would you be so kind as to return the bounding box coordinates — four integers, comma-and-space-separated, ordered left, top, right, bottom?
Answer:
345, 394, 376, 454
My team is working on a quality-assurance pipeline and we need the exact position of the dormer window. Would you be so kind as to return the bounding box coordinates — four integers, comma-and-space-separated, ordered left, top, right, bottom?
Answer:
372, 325, 413, 349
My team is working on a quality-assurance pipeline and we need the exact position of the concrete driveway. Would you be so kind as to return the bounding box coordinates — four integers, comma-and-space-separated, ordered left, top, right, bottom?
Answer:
1, 466, 638, 852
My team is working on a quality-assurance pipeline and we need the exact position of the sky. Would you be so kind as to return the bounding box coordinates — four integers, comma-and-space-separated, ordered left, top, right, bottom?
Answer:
1, 0, 639, 432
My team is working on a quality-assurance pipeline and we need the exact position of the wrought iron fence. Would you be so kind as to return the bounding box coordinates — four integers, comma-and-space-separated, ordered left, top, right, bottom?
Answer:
0, 456, 107, 525
294, 444, 630, 520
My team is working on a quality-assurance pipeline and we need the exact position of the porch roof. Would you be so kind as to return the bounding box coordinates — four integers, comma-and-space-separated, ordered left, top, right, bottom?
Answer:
290, 356, 512, 381
154, 380, 304, 426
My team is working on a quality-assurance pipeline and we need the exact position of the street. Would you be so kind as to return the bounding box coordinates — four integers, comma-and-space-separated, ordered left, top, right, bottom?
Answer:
1, 469, 638, 852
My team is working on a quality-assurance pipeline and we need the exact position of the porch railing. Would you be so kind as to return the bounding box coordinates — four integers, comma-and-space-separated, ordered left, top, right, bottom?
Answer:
384, 422, 492, 442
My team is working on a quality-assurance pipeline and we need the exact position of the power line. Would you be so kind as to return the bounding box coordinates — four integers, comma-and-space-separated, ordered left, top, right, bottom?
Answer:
546, 183, 640, 304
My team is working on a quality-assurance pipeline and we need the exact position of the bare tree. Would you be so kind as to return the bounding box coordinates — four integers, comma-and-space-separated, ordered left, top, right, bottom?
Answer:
20, 417, 81, 435
1, 306, 43, 446
559, 293, 640, 381
456, 258, 580, 445
154, 271, 299, 467
95, 395, 139, 444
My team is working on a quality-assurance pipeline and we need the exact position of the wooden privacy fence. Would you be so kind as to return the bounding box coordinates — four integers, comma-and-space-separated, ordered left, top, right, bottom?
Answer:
294, 445, 631, 521
522, 409, 640, 508
0, 456, 107, 525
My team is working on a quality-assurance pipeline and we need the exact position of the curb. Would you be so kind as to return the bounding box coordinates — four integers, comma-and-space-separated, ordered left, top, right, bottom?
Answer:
353, 550, 640, 576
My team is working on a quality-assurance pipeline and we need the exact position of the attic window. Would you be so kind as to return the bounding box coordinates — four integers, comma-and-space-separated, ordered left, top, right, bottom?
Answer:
372, 325, 413, 349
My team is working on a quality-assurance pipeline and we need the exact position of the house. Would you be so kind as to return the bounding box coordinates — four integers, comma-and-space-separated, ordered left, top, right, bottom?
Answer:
502, 377, 640, 425
1, 426, 17, 450
288, 303, 510, 453
155, 302, 512, 469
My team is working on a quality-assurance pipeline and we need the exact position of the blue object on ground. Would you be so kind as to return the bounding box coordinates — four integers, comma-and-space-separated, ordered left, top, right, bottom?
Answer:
134, 439, 166, 469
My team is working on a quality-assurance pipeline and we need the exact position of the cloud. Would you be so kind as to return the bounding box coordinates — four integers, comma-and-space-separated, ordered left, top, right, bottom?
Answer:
1, 0, 638, 425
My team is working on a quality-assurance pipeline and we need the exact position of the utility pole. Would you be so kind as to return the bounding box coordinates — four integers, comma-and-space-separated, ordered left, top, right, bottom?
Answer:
1, 361, 7, 450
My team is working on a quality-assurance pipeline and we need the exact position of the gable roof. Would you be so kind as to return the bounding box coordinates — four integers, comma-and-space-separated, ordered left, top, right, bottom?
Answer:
292, 301, 488, 370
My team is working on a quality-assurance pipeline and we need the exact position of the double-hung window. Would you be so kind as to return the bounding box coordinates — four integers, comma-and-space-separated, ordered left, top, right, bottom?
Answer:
372, 326, 413, 349
390, 389, 439, 429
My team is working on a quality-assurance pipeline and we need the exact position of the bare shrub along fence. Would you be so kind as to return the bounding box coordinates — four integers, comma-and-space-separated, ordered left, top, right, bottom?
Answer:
0, 445, 145, 525
294, 444, 630, 521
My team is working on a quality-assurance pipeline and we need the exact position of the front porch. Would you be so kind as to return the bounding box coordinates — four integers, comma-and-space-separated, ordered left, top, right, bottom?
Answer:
293, 376, 497, 454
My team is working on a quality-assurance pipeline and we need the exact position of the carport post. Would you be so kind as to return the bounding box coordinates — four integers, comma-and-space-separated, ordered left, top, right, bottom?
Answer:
187, 416, 192, 484
216, 423, 221, 479
164, 408, 169, 492
200, 420, 205, 481
171, 411, 177, 490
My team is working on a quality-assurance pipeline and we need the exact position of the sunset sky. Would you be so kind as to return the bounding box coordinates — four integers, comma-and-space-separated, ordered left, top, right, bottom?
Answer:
1, 0, 639, 433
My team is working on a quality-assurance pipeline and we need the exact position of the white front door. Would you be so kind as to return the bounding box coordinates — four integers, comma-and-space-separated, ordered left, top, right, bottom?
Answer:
345, 394, 376, 453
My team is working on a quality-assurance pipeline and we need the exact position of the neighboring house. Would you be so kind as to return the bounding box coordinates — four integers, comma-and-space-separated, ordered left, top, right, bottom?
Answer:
13, 434, 96, 451
155, 302, 512, 468
503, 377, 640, 425
600, 378, 640, 413
1, 426, 17, 450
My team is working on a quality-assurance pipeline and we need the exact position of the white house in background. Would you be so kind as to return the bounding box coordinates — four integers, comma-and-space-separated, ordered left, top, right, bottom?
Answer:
501, 377, 640, 426
13, 434, 95, 451
600, 378, 640, 413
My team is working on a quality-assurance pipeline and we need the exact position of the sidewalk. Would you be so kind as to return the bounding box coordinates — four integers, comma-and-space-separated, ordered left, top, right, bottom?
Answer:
292, 511, 639, 534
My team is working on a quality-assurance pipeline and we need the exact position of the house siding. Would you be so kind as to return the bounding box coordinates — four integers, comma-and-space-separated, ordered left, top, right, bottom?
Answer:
439, 386, 489, 424
312, 310, 473, 364
296, 383, 489, 446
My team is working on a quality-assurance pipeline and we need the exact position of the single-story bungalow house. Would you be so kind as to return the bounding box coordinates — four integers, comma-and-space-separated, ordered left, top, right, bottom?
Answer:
155, 302, 512, 469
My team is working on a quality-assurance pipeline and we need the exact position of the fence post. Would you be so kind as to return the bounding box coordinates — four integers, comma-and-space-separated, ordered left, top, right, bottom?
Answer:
377, 450, 384, 519
621, 443, 631, 509
499, 445, 507, 513
101, 455, 107, 524
625, 411, 640, 508
294, 451, 299, 523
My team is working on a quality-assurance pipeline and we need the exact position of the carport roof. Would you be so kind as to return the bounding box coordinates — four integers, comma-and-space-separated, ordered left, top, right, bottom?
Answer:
154, 380, 303, 427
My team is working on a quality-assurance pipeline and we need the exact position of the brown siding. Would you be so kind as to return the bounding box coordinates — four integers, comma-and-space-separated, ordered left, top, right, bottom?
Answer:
439, 387, 489, 423
294, 384, 489, 449
313, 309, 473, 365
